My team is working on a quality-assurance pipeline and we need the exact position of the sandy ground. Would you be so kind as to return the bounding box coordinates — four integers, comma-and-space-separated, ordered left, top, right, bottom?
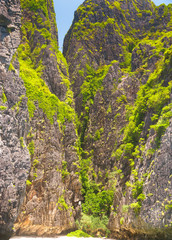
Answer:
11, 236, 112, 240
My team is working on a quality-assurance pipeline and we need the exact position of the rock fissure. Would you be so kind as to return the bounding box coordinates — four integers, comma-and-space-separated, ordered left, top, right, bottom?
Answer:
0, 0, 172, 239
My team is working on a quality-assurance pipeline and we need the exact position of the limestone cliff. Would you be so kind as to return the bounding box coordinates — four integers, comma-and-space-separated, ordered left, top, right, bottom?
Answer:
0, 0, 30, 239
64, 0, 172, 239
0, 0, 172, 239
14, 0, 81, 236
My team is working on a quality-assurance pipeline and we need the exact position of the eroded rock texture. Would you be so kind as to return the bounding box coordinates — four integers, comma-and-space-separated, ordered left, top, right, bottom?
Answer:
64, 0, 172, 239
0, 0, 30, 239
1, 0, 172, 239
14, 0, 81, 236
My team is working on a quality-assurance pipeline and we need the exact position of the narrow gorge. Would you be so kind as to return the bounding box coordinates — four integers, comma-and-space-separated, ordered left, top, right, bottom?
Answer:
0, 0, 171, 240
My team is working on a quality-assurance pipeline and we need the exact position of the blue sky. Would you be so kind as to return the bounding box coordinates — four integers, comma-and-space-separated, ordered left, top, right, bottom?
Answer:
54, 0, 172, 50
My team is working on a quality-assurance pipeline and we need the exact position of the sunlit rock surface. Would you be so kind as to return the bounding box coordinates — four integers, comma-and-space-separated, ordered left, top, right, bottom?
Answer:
0, 0, 30, 239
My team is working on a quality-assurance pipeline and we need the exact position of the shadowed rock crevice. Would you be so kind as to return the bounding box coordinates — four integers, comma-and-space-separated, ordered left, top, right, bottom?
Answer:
0, 0, 172, 239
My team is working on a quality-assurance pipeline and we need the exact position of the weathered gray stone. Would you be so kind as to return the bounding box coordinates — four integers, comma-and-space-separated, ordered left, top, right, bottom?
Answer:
64, 0, 172, 239
14, 0, 82, 236
0, 1, 30, 239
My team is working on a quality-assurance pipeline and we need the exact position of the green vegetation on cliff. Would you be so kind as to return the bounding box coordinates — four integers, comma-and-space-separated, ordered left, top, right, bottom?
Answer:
17, 0, 76, 128
9, 0, 172, 238
63, 0, 172, 236
12, 0, 81, 236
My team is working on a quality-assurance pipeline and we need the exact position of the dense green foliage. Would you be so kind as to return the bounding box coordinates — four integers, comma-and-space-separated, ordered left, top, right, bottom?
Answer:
67, 229, 91, 238
1, 91, 7, 103
116, 44, 172, 150
113, 38, 172, 213
21, 0, 47, 13
18, 52, 75, 125
79, 61, 116, 143
0, 106, 7, 111
70, 0, 172, 227
17, 0, 76, 128
13, 0, 172, 235
82, 185, 114, 216
76, 213, 110, 237
57, 195, 69, 211
28, 140, 35, 156
77, 61, 120, 223
78, 149, 115, 218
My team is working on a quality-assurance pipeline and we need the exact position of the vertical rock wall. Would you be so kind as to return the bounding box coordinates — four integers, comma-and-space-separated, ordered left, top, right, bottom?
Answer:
64, 0, 172, 239
14, 0, 82, 236
0, 0, 171, 239
0, 0, 30, 239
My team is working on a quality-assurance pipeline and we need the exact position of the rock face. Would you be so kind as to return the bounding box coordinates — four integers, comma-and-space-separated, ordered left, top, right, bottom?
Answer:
14, 0, 81, 237
0, 0, 172, 239
64, 0, 172, 239
0, 0, 30, 239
